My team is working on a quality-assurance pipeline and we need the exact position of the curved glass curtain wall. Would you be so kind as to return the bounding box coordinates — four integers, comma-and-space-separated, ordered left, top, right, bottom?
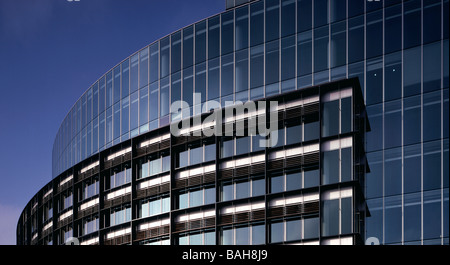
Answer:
53, 0, 449, 184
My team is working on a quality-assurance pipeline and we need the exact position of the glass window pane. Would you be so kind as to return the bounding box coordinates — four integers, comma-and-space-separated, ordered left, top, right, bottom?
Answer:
281, 0, 295, 37
404, 193, 422, 242
298, 31, 312, 76
404, 144, 422, 194
265, 0, 279, 42
304, 120, 319, 142
341, 147, 352, 182
281, 36, 296, 81
208, 58, 220, 100
322, 150, 339, 185
366, 198, 383, 242
139, 48, 149, 88
236, 226, 249, 245
113, 102, 120, 140
236, 136, 250, 156
195, 63, 206, 105
179, 193, 188, 209
205, 230, 216, 245
384, 100, 402, 149
250, 45, 264, 88
171, 31, 182, 73
314, 26, 329, 72
270, 222, 284, 243
348, 16, 364, 64
297, 0, 312, 32
160, 78, 170, 117
190, 145, 203, 166
322, 100, 339, 137
341, 96, 352, 134
149, 83, 158, 121
330, 0, 345, 23
303, 217, 319, 239
205, 187, 215, 205
252, 224, 265, 245
385, 148, 402, 196
286, 171, 302, 191
286, 219, 301, 241
171, 72, 181, 107
423, 190, 441, 240
385, 196, 402, 244
208, 16, 220, 60
250, 1, 264, 46
314, 0, 329, 28
366, 57, 383, 105
341, 197, 352, 234
183, 26, 194, 69
322, 199, 339, 237
366, 152, 383, 199
236, 181, 250, 199
222, 227, 233, 245
384, 52, 402, 101
265, 40, 279, 85
385, 5, 402, 54
331, 21, 346, 68
130, 54, 139, 94
160, 37, 169, 79
252, 178, 265, 197
204, 143, 216, 162
304, 167, 319, 188
106, 71, 113, 108
366, 104, 382, 152
106, 107, 112, 144
149, 43, 159, 84
366, 11, 383, 59
121, 60, 129, 99
404, 46, 422, 97
195, 21, 206, 64
235, 49, 249, 92
423, 91, 441, 142
236, 6, 249, 51
222, 182, 233, 201
423, 141, 441, 191
423, 42, 442, 93
404, 0, 421, 49
183, 67, 194, 112
271, 173, 284, 193
139, 86, 148, 127
286, 122, 302, 145
189, 190, 203, 207
221, 11, 234, 56
221, 54, 234, 96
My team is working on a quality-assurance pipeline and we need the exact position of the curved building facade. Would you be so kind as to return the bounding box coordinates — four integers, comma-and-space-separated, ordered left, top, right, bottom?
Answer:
17, 0, 448, 245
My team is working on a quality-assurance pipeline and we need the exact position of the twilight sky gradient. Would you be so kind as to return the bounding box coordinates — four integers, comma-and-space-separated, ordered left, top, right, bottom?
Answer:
0, 0, 224, 245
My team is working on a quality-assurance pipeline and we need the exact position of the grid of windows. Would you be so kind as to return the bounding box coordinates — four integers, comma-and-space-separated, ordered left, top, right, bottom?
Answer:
21, 0, 449, 246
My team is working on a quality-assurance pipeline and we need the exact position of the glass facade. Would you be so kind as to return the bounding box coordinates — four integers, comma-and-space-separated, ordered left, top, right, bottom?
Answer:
19, 0, 448, 246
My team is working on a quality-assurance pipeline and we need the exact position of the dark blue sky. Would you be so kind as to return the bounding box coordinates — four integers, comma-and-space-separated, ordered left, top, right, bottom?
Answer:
0, 0, 224, 244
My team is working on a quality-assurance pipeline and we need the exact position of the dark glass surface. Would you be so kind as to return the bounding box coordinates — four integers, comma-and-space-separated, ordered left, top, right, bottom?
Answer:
236, 6, 249, 51
297, 31, 312, 76
281, 0, 295, 37
171, 31, 182, 73
265, 0, 280, 42
384, 52, 402, 101
250, 1, 264, 46
385, 5, 402, 54
297, 0, 312, 32
404, 0, 421, 49
281, 36, 296, 81
208, 16, 220, 60
195, 21, 207, 64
